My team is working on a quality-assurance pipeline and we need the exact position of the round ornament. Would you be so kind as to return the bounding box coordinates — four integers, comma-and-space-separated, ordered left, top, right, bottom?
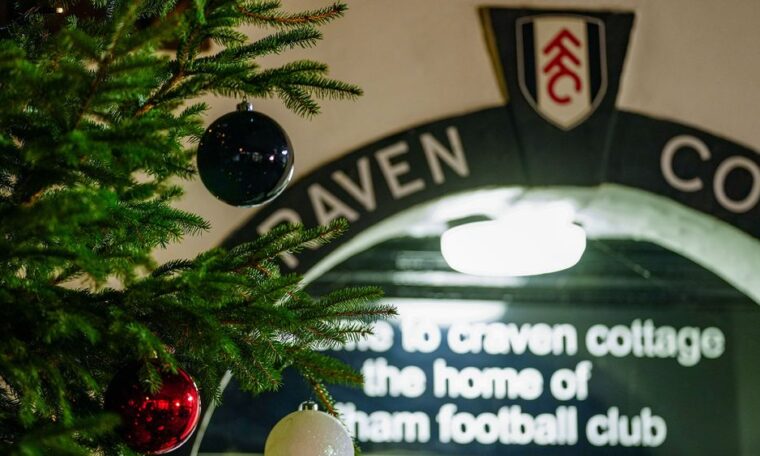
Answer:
264, 401, 353, 456
104, 362, 201, 455
197, 101, 294, 207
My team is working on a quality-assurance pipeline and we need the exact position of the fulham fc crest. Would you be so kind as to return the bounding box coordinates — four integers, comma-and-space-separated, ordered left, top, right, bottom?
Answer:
517, 15, 607, 130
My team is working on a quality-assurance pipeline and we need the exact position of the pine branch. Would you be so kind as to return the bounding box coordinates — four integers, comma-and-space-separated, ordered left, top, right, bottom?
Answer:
199, 26, 323, 63
291, 350, 362, 386
305, 377, 339, 417
9, 415, 120, 456
0, 1, 387, 454
238, 1, 348, 27
135, 69, 184, 117
73, 1, 143, 130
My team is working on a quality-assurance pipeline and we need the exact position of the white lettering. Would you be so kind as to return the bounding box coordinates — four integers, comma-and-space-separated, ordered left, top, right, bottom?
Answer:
661, 135, 710, 192
433, 358, 543, 400
549, 361, 593, 400
701, 326, 726, 359
447, 322, 577, 356
308, 183, 359, 225
713, 155, 760, 213
421, 126, 469, 184
438, 404, 577, 446
332, 157, 377, 211
362, 357, 426, 398
337, 402, 430, 443
375, 142, 425, 199
585, 320, 725, 367
401, 319, 441, 353
586, 407, 667, 447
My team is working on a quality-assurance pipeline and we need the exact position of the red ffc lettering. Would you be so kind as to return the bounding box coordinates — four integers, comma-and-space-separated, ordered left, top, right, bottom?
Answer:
542, 29, 582, 104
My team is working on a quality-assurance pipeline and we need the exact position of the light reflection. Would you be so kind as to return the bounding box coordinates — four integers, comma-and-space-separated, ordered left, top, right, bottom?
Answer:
383, 298, 507, 326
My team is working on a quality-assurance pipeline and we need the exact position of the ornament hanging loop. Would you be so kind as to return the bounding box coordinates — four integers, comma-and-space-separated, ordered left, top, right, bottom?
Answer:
298, 400, 319, 412
237, 98, 254, 112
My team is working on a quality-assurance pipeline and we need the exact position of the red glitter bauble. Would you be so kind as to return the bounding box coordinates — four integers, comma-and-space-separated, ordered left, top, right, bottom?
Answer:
105, 362, 201, 455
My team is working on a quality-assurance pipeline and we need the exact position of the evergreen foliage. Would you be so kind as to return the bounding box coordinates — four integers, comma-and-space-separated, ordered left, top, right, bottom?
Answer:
0, 1, 393, 454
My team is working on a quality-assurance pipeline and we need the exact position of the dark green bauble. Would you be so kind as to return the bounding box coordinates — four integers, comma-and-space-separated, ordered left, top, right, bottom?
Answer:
197, 102, 294, 207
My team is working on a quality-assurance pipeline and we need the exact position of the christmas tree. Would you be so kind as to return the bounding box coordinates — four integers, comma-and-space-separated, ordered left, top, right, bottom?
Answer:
0, 1, 394, 454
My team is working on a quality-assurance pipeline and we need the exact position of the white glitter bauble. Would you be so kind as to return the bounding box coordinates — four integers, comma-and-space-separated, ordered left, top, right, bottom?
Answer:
264, 402, 353, 456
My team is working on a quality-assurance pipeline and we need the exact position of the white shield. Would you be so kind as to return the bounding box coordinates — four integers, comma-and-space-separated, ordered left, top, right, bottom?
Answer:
517, 15, 607, 130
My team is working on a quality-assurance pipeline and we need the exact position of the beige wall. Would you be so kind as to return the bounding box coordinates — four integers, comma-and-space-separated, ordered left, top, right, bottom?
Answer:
156, 0, 760, 264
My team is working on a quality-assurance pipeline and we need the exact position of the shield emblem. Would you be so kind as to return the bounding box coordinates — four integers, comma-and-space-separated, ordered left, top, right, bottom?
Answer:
516, 15, 607, 130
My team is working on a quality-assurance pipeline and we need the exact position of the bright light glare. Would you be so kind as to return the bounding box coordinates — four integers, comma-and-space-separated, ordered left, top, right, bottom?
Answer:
385, 298, 507, 325
440, 217, 586, 277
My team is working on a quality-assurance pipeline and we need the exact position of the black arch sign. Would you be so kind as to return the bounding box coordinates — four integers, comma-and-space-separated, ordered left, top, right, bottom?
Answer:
223, 8, 760, 274
225, 9, 760, 270
192, 8, 760, 455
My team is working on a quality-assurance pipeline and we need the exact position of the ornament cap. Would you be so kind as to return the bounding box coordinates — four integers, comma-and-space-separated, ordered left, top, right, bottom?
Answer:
236, 100, 255, 112
298, 400, 319, 412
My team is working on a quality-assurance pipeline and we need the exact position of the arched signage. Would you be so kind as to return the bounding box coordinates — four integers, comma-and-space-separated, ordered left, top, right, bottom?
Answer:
222, 8, 760, 274
190, 7, 760, 456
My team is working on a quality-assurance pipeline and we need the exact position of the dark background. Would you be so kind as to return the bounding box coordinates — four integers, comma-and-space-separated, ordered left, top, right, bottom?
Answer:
199, 237, 760, 455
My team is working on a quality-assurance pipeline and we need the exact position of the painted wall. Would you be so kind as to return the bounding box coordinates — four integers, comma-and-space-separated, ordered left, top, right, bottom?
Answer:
155, 0, 760, 264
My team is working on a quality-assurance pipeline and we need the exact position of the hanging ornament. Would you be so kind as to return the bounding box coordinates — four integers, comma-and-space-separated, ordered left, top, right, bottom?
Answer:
265, 401, 353, 456
197, 101, 294, 207
104, 361, 201, 455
